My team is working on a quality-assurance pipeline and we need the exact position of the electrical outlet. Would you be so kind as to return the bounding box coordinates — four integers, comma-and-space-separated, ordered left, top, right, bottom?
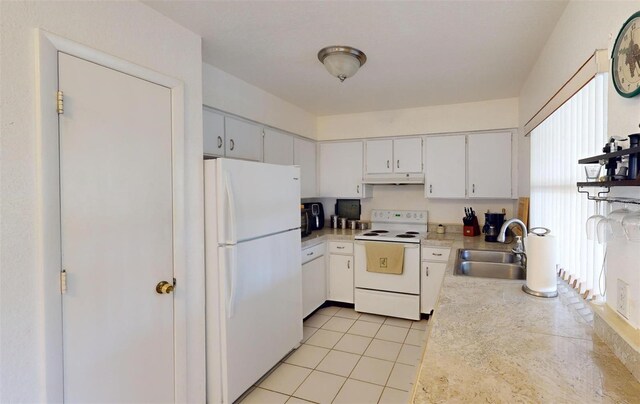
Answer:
617, 279, 629, 319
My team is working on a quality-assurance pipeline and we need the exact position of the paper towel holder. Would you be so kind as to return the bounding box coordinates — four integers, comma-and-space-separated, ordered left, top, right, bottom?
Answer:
522, 226, 558, 298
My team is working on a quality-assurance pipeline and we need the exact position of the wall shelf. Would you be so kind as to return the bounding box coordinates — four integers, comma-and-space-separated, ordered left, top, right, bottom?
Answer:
578, 146, 640, 164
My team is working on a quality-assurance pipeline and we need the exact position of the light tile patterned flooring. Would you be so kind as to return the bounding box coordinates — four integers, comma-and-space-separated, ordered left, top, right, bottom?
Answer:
239, 306, 429, 404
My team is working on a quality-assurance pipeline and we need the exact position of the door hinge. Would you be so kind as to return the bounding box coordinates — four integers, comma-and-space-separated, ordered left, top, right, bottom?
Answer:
56, 90, 64, 114
173, 278, 177, 287
60, 269, 67, 294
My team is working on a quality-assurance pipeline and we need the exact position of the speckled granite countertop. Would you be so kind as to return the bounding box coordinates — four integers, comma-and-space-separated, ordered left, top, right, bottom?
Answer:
412, 238, 640, 403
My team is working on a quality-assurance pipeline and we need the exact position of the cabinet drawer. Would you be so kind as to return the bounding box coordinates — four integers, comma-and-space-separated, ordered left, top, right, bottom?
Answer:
422, 247, 450, 262
301, 243, 326, 265
329, 241, 353, 255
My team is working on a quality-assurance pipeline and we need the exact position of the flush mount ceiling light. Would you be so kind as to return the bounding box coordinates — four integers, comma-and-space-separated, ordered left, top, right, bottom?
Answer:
317, 46, 367, 82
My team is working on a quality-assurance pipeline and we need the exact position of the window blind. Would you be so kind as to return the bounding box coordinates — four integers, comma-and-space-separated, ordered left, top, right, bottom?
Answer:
530, 73, 607, 296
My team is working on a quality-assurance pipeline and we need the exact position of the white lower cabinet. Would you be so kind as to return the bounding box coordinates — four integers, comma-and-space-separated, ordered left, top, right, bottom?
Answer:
328, 242, 354, 303
301, 243, 326, 318
421, 247, 450, 314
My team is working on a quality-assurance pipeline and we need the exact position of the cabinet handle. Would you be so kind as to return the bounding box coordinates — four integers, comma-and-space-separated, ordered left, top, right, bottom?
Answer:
472, 183, 475, 193
387, 160, 390, 169
426, 266, 429, 276
307, 252, 314, 256
347, 260, 350, 269
217, 136, 223, 149
357, 185, 360, 194
229, 139, 235, 151
429, 184, 433, 194
432, 253, 443, 257
397, 160, 400, 169
336, 246, 345, 250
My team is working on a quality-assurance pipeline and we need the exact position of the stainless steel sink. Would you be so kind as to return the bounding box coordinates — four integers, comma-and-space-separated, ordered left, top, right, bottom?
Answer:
454, 249, 525, 280
458, 249, 516, 263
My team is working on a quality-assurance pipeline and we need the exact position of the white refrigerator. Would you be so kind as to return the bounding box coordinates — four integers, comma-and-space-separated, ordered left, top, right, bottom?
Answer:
204, 158, 303, 403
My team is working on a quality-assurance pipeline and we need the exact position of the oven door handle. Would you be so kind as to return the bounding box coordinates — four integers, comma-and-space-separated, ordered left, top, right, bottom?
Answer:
355, 241, 420, 248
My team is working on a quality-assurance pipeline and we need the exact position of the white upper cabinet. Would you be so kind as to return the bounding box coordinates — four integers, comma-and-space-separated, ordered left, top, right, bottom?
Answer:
264, 128, 294, 165
203, 108, 225, 157
319, 141, 371, 198
224, 116, 263, 162
467, 132, 512, 198
294, 137, 317, 198
393, 137, 423, 173
425, 135, 466, 198
365, 137, 422, 175
365, 139, 393, 174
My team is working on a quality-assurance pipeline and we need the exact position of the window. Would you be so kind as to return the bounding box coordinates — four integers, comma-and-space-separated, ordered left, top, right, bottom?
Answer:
530, 73, 607, 297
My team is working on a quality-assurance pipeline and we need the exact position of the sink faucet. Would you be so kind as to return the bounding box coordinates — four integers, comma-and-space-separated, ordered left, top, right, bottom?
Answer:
498, 218, 528, 268
497, 218, 528, 244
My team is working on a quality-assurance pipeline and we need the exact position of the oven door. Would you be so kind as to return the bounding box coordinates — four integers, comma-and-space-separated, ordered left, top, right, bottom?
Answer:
354, 241, 420, 294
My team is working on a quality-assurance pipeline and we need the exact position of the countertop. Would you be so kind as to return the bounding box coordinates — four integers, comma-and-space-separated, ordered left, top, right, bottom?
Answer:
412, 237, 640, 403
301, 230, 640, 400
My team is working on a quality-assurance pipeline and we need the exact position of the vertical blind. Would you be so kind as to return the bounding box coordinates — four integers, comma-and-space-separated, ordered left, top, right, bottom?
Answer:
530, 73, 607, 296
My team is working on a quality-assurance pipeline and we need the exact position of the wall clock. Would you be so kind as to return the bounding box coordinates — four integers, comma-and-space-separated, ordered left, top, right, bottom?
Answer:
612, 11, 640, 98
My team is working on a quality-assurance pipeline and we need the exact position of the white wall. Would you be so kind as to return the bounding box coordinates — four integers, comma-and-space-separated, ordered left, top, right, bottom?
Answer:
0, 1, 204, 401
519, 1, 640, 329
317, 97, 519, 140
203, 63, 317, 139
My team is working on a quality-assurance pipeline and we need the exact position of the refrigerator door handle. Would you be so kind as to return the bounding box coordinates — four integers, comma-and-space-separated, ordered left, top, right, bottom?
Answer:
224, 171, 238, 244
226, 247, 237, 319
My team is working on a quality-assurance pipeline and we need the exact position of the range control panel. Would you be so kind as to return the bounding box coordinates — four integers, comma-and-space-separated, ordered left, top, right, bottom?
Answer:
370, 210, 428, 225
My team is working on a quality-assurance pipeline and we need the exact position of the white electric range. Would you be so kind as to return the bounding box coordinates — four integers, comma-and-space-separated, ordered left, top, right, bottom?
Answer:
354, 210, 428, 320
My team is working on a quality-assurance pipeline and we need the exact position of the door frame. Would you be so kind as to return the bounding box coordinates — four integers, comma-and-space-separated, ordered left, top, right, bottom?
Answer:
35, 29, 188, 402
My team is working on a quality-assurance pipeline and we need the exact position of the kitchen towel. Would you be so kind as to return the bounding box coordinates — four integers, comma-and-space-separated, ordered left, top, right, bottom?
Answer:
365, 242, 404, 275
524, 234, 558, 293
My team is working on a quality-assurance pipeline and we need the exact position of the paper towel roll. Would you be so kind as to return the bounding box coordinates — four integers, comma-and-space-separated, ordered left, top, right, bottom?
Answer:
524, 234, 558, 293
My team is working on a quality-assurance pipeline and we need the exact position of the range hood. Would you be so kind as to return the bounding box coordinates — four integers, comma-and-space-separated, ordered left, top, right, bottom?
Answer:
362, 172, 425, 185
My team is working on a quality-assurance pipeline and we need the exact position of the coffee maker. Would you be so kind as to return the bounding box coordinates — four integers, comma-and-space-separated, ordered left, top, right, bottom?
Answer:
483, 212, 506, 242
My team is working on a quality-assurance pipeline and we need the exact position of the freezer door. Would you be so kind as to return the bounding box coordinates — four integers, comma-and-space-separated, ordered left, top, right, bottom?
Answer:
218, 230, 302, 403
215, 158, 300, 244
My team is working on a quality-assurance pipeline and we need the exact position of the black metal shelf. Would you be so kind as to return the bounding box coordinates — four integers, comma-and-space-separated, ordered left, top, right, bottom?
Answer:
578, 146, 640, 164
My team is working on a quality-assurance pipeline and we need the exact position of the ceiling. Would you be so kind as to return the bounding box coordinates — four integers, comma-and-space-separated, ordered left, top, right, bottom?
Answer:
145, 1, 568, 116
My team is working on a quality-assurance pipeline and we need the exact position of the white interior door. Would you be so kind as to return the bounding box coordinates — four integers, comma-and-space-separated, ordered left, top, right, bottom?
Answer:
59, 52, 175, 403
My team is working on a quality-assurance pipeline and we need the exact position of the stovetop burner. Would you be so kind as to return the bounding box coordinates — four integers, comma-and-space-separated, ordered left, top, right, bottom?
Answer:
370, 230, 389, 233
396, 234, 416, 238
405, 231, 419, 235
362, 232, 380, 236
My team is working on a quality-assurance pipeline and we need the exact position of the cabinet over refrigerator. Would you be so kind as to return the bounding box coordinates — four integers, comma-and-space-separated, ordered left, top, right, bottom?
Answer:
204, 158, 303, 403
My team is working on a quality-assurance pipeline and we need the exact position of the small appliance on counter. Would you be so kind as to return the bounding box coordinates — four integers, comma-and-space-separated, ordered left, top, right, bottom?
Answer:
303, 202, 324, 231
483, 211, 506, 242
462, 207, 480, 237
335, 199, 361, 221
300, 206, 311, 237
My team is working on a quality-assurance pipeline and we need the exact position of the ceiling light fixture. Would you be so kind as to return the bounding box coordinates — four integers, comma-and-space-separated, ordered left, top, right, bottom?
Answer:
317, 46, 367, 82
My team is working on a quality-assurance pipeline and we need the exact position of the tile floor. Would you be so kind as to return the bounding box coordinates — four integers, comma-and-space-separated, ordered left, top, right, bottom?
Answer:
239, 306, 429, 404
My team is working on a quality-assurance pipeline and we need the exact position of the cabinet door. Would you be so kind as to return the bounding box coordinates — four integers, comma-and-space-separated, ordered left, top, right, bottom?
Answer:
224, 116, 263, 162
365, 139, 393, 174
319, 141, 366, 198
203, 108, 225, 157
302, 255, 326, 318
264, 128, 294, 165
328, 254, 354, 303
425, 135, 466, 198
420, 261, 447, 314
294, 138, 317, 198
394, 137, 423, 173
468, 132, 512, 198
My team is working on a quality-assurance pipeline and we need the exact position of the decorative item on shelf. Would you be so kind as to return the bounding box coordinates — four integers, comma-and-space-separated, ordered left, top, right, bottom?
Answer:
317, 46, 367, 82
611, 10, 640, 98
584, 164, 601, 181
602, 136, 626, 181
